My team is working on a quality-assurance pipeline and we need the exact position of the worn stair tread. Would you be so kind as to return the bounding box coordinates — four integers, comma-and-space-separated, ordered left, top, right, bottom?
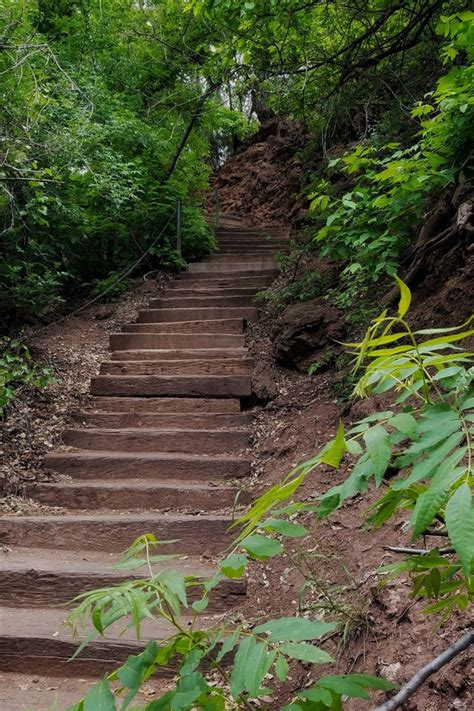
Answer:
122, 318, 244, 333
109, 333, 246, 350
74, 412, 251, 428
62, 427, 250, 454
44, 449, 251, 480
136, 307, 258, 322
26, 478, 249, 512
90, 373, 252, 398
109, 349, 248, 361
0, 513, 234, 553
149, 296, 256, 308
0, 546, 220, 578
100, 359, 253, 376
87, 396, 242, 412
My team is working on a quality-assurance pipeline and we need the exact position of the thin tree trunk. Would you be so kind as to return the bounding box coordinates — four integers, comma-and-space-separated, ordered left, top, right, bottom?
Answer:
163, 81, 220, 183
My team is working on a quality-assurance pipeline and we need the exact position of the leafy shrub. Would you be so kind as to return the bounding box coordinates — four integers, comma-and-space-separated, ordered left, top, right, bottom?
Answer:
237, 279, 473, 621
64, 533, 394, 711
0, 340, 53, 416
308, 11, 474, 304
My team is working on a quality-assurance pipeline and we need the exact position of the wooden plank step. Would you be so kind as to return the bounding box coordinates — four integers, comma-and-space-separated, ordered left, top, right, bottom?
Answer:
137, 307, 258, 323
109, 333, 245, 350
62, 427, 250, 454
169, 275, 274, 287
27, 479, 250, 511
0, 547, 245, 609
180, 268, 278, 279
88, 396, 241, 412
90, 374, 251, 398
73, 412, 251, 429
168, 287, 259, 296
44, 450, 251, 480
189, 260, 275, 272
0, 513, 233, 553
122, 318, 244, 334
108, 348, 249, 361
148, 295, 255, 308
100, 358, 254, 376
0, 605, 176, 676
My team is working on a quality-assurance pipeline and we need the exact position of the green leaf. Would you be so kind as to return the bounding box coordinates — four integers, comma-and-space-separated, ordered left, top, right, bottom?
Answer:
394, 275, 411, 318
254, 617, 337, 641
318, 675, 370, 699
300, 686, 333, 705
230, 636, 255, 698
171, 671, 208, 710
275, 654, 289, 682
220, 553, 248, 578
241, 534, 283, 560
84, 678, 116, 711
410, 464, 465, 538
320, 421, 347, 468
445, 483, 474, 575
280, 642, 334, 664
390, 413, 418, 439
216, 627, 242, 663
262, 518, 309, 538
363, 425, 392, 484
244, 642, 275, 697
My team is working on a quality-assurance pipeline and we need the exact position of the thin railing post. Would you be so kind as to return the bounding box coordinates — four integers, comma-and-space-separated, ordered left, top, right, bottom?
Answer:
215, 188, 220, 229
176, 198, 182, 257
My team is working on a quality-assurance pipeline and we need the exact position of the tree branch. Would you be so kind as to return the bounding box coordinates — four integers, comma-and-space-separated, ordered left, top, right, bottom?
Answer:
372, 628, 474, 711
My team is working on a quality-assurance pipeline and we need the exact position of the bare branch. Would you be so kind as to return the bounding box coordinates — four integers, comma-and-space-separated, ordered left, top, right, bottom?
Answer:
372, 629, 474, 711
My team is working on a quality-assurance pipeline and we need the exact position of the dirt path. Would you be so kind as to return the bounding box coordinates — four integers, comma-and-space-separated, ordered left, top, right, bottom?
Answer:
0, 216, 287, 710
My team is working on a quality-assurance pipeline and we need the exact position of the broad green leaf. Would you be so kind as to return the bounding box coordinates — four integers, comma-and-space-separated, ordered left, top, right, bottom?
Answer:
345, 674, 396, 691
244, 642, 275, 697
320, 421, 347, 468
363, 425, 392, 484
254, 617, 337, 641
84, 678, 116, 711
275, 654, 289, 681
230, 636, 255, 698
300, 686, 333, 705
410, 464, 465, 538
318, 675, 370, 699
280, 642, 334, 664
219, 553, 248, 578
241, 534, 283, 560
171, 671, 207, 710
261, 518, 309, 538
445, 483, 474, 575
390, 413, 418, 439
394, 276, 411, 318
216, 627, 242, 663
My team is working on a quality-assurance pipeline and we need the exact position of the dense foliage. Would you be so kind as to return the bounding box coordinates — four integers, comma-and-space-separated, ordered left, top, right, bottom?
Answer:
1, 0, 251, 326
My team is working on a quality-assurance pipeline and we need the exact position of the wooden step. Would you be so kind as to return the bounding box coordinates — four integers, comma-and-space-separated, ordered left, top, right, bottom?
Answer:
27, 479, 249, 511
179, 268, 278, 280
109, 333, 245, 350
148, 295, 255, 308
62, 427, 250, 454
122, 318, 244, 334
44, 450, 251, 480
168, 287, 259, 296
169, 275, 273, 287
88, 396, 241, 412
73, 412, 251, 429
188, 261, 276, 273
0, 513, 233, 553
100, 358, 253, 376
90, 374, 251, 398
0, 605, 175, 676
0, 547, 246, 609
137, 307, 258, 323
109, 348, 249, 361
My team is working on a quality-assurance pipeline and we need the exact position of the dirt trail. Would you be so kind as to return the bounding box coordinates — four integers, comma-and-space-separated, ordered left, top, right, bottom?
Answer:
0, 216, 287, 710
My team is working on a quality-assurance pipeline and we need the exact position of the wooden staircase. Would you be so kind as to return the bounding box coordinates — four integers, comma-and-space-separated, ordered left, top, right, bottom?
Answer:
0, 215, 287, 709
